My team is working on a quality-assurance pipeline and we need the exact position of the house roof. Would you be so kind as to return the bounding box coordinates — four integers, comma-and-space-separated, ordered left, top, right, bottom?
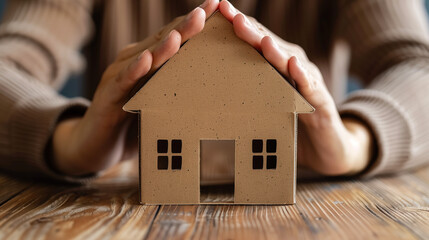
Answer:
123, 11, 314, 114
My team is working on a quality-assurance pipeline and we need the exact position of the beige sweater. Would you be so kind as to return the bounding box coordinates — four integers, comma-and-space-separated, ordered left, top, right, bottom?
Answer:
0, 0, 429, 182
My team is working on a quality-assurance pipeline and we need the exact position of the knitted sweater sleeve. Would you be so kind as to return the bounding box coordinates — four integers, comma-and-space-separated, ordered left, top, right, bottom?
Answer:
0, 0, 95, 182
337, 0, 429, 176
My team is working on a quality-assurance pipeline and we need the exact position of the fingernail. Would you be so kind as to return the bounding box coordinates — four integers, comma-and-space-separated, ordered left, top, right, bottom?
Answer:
129, 50, 149, 72
266, 36, 278, 48
129, 56, 140, 70
294, 57, 307, 77
170, 29, 179, 39
242, 14, 251, 27
199, 0, 210, 8
163, 30, 174, 42
186, 7, 198, 20
228, 1, 238, 15
138, 49, 148, 60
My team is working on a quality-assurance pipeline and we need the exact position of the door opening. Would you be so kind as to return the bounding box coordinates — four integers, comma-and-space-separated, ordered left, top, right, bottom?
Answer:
200, 140, 235, 203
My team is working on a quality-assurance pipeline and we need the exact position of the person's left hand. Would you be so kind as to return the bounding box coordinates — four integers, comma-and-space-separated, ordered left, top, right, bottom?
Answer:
219, 1, 374, 176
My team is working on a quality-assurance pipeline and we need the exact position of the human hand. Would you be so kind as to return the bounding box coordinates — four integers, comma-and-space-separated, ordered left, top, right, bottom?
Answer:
52, 0, 219, 176
219, 1, 374, 175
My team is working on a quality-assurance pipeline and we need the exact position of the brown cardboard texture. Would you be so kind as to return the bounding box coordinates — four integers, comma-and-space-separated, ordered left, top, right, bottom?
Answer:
123, 12, 314, 205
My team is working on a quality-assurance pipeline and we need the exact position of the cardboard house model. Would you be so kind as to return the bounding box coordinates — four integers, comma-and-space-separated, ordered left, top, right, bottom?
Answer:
123, 12, 314, 205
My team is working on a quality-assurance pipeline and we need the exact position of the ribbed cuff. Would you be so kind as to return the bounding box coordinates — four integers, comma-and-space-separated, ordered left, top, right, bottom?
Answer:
8, 95, 97, 184
0, 37, 52, 83
339, 90, 412, 178
0, 23, 86, 86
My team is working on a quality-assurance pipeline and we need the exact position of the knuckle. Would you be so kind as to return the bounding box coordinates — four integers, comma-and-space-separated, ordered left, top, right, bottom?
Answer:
284, 42, 307, 61
248, 16, 257, 23
294, 45, 308, 60
249, 17, 266, 34
308, 62, 323, 80
309, 61, 317, 68
311, 80, 318, 91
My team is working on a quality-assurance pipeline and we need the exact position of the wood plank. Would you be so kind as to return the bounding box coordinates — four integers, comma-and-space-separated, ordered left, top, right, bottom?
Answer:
0, 174, 31, 206
146, 168, 429, 240
360, 173, 429, 239
0, 160, 427, 239
0, 160, 159, 240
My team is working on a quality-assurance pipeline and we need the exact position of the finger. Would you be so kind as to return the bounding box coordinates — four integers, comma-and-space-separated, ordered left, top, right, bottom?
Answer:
220, 1, 282, 41
117, 50, 153, 94
176, 7, 206, 44
126, 50, 153, 81
233, 14, 264, 50
117, 1, 216, 63
116, 16, 183, 62
116, 35, 162, 62
151, 29, 181, 70
219, 0, 240, 22
261, 36, 290, 77
199, 0, 219, 18
115, 28, 182, 73
288, 56, 312, 94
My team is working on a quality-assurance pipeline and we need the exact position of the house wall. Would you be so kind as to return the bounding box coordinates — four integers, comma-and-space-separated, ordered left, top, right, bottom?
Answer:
139, 110, 296, 204
233, 112, 296, 204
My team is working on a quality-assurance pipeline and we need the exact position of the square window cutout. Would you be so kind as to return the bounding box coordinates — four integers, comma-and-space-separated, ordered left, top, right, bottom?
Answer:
172, 139, 182, 153
158, 156, 168, 170
267, 139, 277, 153
267, 155, 277, 169
157, 140, 168, 153
172, 156, 182, 170
253, 155, 263, 169
252, 139, 263, 153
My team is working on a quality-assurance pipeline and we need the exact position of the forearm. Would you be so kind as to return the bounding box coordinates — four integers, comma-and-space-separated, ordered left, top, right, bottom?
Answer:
342, 117, 374, 175
336, 0, 429, 176
0, 60, 92, 182
0, 0, 95, 181
0, 0, 94, 85
340, 59, 429, 176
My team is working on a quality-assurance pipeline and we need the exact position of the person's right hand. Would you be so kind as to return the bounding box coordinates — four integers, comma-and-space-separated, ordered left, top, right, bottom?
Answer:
52, 0, 219, 176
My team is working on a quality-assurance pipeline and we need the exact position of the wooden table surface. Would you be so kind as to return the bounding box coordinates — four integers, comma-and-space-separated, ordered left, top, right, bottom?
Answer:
0, 160, 428, 240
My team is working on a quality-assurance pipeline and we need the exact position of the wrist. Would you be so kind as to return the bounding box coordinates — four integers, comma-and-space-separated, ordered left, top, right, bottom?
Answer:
52, 117, 90, 176
342, 117, 374, 175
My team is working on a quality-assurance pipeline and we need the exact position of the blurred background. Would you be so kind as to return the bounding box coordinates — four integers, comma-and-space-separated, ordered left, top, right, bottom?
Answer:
0, 0, 428, 98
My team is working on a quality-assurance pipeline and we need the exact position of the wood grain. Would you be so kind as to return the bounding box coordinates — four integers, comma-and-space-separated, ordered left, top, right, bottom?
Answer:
200, 184, 234, 203
0, 160, 428, 240
0, 161, 158, 240
145, 168, 429, 240
0, 174, 31, 206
